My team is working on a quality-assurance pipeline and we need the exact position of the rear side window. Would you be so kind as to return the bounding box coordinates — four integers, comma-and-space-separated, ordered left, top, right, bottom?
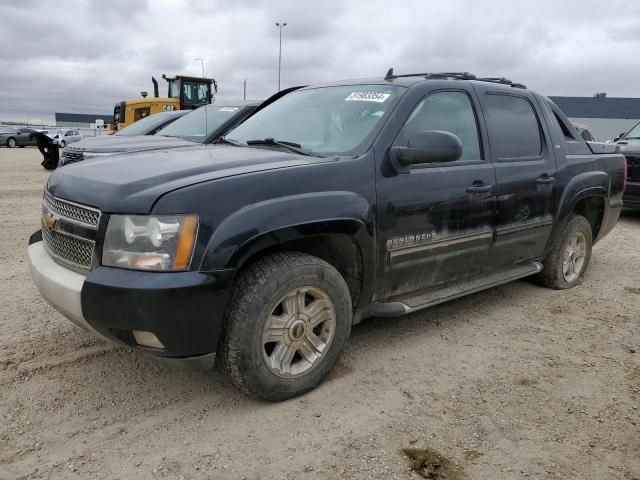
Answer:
483, 94, 542, 160
579, 128, 594, 142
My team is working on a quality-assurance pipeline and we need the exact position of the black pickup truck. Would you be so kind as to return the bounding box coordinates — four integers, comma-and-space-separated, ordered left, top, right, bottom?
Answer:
28, 71, 626, 401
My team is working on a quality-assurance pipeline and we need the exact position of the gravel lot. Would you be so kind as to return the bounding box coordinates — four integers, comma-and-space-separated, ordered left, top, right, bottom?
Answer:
0, 148, 638, 480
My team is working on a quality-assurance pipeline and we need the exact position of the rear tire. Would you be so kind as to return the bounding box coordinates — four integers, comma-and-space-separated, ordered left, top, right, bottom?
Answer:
536, 215, 592, 289
218, 252, 352, 401
6, 137, 16, 148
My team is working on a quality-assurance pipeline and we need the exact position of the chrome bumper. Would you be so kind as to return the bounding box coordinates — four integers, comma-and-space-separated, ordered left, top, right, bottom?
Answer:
27, 241, 217, 370
27, 241, 107, 340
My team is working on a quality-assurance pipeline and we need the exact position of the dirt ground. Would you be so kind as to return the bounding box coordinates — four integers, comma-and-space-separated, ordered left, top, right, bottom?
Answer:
0, 148, 638, 480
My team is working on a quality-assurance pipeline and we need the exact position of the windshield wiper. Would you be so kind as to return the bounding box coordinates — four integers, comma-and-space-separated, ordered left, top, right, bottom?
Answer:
246, 138, 312, 156
214, 136, 246, 147
624, 136, 640, 140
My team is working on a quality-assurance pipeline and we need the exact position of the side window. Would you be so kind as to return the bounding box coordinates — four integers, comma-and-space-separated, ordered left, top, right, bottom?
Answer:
580, 128, 594, 142
483, 94, 542, 160
398, 91, 482, 161
551, 111, 575, 140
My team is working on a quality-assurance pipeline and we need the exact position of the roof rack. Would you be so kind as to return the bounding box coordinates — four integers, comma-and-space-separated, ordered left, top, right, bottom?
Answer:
384, 68, 527, 89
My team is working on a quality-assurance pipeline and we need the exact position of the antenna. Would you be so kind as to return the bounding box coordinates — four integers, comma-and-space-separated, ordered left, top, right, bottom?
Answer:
384, 67, 394, 80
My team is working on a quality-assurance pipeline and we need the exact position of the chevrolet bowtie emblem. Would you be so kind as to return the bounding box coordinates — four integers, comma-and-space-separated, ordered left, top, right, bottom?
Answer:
43, 212, 58, 232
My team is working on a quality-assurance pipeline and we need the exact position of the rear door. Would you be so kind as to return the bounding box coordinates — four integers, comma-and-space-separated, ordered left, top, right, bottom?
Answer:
473, 85, 559, 267
375, 86, 496, 299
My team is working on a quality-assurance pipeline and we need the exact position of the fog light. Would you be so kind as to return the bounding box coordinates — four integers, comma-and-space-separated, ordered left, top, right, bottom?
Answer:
132, 330, 165, 349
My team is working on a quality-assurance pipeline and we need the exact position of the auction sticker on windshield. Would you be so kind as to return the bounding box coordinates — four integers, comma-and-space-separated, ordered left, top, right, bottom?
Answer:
345, 92, 391, 103
219, 107, 239, 112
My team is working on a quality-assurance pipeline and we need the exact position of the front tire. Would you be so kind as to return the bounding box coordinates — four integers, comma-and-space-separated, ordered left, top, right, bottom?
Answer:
219, 252, 352, 401
6, 137, 16, 148
537, 214, 592, 289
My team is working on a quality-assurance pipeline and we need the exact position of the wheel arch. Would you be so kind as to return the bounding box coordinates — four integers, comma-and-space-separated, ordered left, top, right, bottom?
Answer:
550, 171, 609, 247
199, 192, 376, 310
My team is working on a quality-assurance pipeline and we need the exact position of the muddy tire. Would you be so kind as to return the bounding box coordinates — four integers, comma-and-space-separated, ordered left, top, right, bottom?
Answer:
6, 137, 16, 148
536, 214, 592, 290
218, 252, 352, 401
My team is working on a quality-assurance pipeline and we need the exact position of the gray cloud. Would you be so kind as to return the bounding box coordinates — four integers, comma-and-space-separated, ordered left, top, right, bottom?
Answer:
0, 0, 638, 122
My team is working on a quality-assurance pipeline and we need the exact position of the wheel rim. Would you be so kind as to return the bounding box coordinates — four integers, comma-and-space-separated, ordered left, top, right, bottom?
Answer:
261, 286, 336, 379
562, 231, 587, 283
8, 138, 15, 147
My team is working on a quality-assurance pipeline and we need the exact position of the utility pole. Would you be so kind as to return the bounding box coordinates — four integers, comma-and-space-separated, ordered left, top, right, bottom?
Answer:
275, 22, 287, 91
194, 58, 205, 77
243, 79, 247, 100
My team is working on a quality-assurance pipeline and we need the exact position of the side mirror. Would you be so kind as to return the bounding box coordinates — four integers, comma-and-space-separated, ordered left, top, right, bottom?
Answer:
390, 130, 463, 173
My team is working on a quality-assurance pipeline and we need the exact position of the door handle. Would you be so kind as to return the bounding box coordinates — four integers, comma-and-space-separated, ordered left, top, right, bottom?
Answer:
466, 183, 493, 193
537, 175, 555, 184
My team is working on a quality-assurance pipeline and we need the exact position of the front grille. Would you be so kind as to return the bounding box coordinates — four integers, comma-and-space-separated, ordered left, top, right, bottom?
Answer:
61, 148, 84, 165
627, 155, 640, 183
42, 228, 94, 269
41, 192, 101, 271
43, 191, 100, 227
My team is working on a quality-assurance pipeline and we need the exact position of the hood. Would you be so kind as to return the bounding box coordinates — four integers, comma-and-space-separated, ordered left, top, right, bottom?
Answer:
65, 135, 197, 154
617, 138, 640, 154
47, 145, 328, 213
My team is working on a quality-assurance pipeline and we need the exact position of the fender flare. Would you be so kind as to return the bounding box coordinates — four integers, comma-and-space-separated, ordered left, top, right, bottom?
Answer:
199, 191, 375, 277
549, 171, 609, 244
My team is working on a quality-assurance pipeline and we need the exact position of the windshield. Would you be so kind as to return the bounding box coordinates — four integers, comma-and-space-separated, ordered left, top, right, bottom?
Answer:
115, 113, 177, 136
624, 122, 640, 139
226, 85, 404, 156
157, 105, 245, 143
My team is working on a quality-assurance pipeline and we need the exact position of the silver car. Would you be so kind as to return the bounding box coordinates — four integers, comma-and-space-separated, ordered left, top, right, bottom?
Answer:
53, 129, 83, 148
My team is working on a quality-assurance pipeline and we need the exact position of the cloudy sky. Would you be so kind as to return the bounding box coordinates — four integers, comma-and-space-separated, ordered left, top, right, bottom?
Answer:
1, 0, 639, 122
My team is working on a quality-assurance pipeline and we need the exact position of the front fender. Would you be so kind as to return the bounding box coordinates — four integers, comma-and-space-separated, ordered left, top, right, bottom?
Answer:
199, 191, 375, 272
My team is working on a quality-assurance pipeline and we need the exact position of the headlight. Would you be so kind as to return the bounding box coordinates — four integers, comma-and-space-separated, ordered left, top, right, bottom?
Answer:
102, 214, 198, 271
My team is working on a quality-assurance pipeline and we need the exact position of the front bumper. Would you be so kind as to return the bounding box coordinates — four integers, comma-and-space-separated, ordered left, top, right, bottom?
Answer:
28, 241, 234, 368
623, 181, 640, 209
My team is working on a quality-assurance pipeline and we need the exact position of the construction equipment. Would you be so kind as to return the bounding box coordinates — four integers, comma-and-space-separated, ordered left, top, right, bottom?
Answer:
110, 75, 217, 131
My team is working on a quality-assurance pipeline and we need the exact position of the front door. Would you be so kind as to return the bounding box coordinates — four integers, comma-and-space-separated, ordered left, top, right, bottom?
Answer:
375, 88, 496, 300
473, 87, 559, 267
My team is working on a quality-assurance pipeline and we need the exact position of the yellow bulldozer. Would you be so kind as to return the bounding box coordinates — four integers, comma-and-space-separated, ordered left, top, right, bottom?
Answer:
110, 75, 217, 131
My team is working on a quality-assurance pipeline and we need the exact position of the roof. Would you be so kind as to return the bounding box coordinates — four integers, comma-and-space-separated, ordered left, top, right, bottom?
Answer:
549, 96, 640, 120
55, 112, 114, 123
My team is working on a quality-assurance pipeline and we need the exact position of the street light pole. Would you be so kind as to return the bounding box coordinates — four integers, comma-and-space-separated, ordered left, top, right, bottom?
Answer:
194, 58, 205, 77
275, 22, 287, 91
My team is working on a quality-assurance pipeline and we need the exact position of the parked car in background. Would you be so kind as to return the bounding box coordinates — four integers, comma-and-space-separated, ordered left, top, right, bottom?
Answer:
614, 120, 640, 209
112, 110, 188, 136
57, 88, 299, 167
573, 123, 595, 142
0, 127, 17, 147
58, 101, 259, 166
1, 127, 39, 147
53, 130, 82, 148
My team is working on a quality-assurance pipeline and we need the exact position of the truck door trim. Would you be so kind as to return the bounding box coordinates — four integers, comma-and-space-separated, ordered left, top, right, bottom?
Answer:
387, 230, 493, 264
